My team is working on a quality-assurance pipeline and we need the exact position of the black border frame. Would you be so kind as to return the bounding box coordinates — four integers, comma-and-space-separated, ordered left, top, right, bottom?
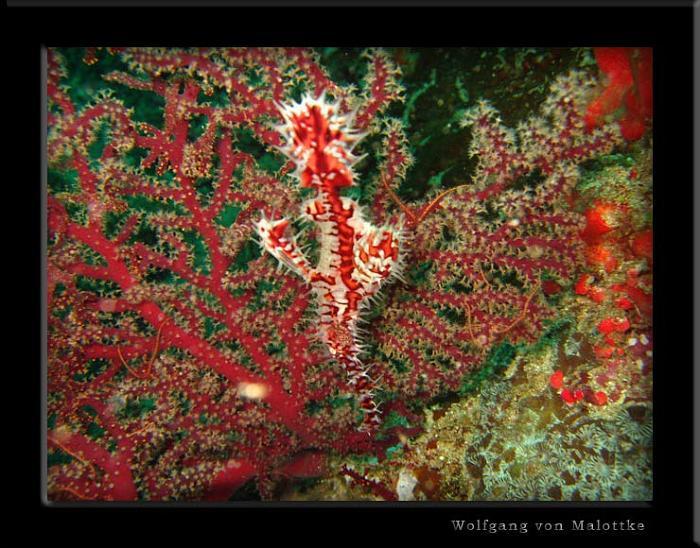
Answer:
10, 2, 694, 547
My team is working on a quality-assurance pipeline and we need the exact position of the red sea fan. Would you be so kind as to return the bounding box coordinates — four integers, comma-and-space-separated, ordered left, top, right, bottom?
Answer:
47, 47, 403, 501
46, 47, 621, 501
368, 70, 622, 399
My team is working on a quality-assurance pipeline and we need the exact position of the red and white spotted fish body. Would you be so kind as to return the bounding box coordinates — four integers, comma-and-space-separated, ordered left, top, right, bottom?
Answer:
255, 92, 404, 431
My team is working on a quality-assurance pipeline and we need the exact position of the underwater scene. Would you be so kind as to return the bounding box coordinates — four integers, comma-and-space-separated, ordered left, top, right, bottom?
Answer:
46, 47, 652, 501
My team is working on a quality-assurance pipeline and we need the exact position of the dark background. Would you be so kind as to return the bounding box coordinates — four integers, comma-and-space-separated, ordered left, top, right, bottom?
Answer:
9, 2, 693, 547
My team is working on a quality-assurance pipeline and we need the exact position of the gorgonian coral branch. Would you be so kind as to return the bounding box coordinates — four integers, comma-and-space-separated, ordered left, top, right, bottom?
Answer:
47, 47, 403, 500
368, 70, 622, 397
47, 48, 621, 501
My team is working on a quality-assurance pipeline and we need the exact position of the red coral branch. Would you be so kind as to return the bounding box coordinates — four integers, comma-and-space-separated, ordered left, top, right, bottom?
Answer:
47, 48, 625, 501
